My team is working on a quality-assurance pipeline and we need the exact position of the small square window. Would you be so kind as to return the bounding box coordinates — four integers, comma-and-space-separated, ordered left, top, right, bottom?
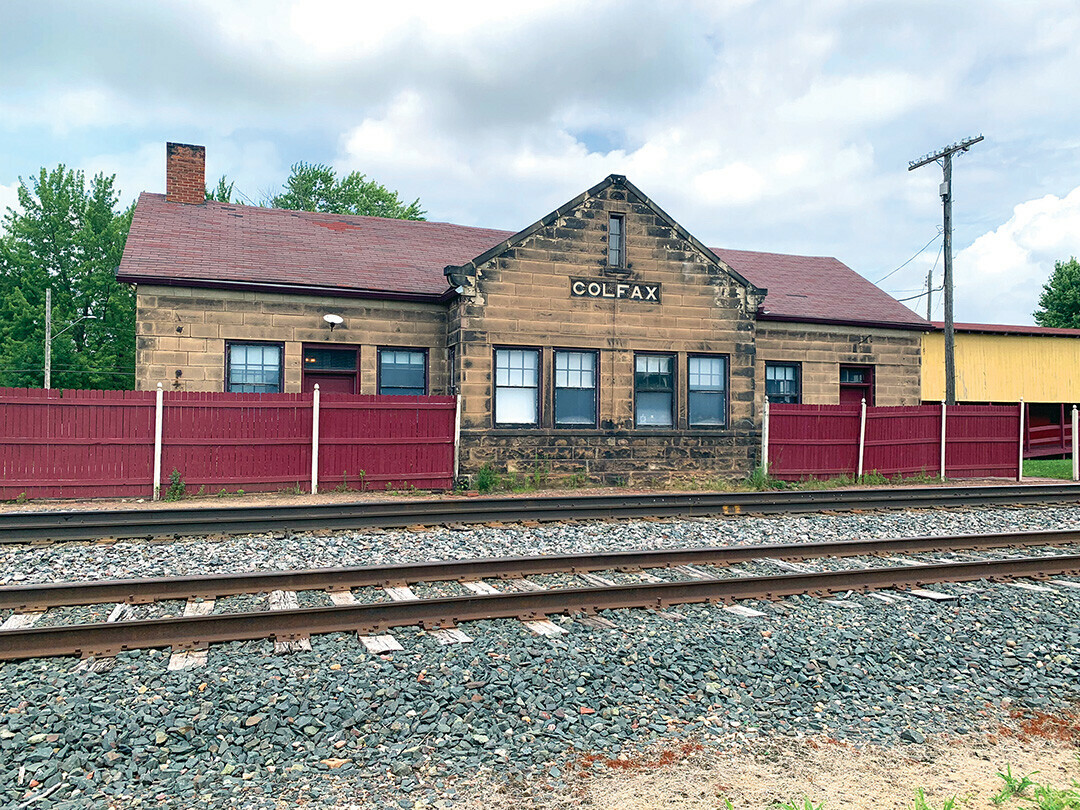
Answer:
379, 349, 427, 395
765, 362, 801, 404
228, 343, 282, 393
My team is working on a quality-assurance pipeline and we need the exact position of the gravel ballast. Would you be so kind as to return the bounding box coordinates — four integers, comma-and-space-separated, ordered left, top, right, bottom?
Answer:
1, 504, 1080, 808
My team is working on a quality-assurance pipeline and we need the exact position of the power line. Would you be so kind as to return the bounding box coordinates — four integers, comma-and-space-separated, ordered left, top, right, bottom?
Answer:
875, 230, 943, 284
897, 286, 944, 303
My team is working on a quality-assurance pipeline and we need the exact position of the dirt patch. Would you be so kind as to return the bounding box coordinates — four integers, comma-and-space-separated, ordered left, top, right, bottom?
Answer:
455, 728, 1080, 809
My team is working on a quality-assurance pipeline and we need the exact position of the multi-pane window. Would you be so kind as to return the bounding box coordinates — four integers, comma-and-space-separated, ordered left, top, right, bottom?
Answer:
304, 347, 358, 371
228, 343, 282, 393
765, 362, 800, 404
688, 355, 727, 426
554, 350, 597, 426
840, 366, 869, 384
378, 349, 427, 395
635, 354, 674, 427
495, 348, 539, 425
607, 215, 625, 268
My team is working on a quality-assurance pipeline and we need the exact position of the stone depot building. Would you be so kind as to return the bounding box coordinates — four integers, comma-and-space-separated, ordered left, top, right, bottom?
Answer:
117, 143, 930, 483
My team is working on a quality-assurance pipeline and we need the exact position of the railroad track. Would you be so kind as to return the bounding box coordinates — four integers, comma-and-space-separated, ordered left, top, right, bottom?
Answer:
2, 482, 1080, 545
3, 528, 1079, 663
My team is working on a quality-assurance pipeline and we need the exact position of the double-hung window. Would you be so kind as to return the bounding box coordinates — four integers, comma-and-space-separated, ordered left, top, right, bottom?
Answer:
554, 350, 597, 426
688, 355, 727, 426
634, 354, 674, 426
494, 348, 539, 425
227, 343, 283, 393
765, 362, 800, 404
378, 349, 427, 395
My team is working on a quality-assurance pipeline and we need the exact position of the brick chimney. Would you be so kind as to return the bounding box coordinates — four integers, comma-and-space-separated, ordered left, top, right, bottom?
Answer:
165, 142, 206, 204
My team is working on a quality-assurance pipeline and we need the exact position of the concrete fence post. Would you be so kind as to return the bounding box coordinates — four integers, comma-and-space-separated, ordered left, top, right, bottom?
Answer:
453, 394, 462, 483
1072, 405, 1078, 482
1018, 398, 1025, 482
152, 383, 163, 501
939, 400, 947, 480
857, 397, 867, 480
761, 399, 770, 476
310, 384, 320, 495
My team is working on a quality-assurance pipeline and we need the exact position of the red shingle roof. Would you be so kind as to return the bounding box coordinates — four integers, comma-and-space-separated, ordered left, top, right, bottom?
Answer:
118, 193, 930, 328
712, 247, 929, 329
932, 321, 1080, 337
118, 193, 513, 297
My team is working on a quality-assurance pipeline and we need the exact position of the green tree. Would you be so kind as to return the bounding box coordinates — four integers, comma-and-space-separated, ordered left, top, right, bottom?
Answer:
206, 174, 235, 203
1034, 257, 1080, 328
270, 162, 425, 220
0, 166, 135, 389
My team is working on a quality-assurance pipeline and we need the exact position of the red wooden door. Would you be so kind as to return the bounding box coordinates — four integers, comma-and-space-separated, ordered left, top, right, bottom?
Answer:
303, 374, 355, 394
839, 365, 874, 405
839, 386, 866, 405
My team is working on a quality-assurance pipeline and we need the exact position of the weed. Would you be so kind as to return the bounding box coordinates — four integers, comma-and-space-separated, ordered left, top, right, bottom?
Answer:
236, 489, 244, 496
774, 798, 825, 810
1028, 781, 1080, 809
859, 470, 888, 486
475, 463, 499, 494
530, 460, 549, 490
216, 488, 229, 497
994, 764, 1038, 804
164, 469, 186, 502
14, 492, 28, 504
909, 788, 955, 810
334, 472, 352, 494
196, 485, 206, 497
564, 471, 588, 489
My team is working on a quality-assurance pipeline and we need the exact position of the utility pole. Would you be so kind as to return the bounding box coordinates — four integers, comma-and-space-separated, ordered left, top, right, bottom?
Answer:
44, 287, 51, 390
908, 135, 983, 406
925, 266, 933, 322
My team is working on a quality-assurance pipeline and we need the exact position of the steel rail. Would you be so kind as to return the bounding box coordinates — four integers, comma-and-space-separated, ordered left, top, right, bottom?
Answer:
1, 483, 1079, 545
2, 553, 1079, 661
3, 528, 1079, 612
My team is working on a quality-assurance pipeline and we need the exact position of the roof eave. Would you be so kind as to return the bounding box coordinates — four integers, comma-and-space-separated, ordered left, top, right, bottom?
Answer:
116, 273, 451, 305
757, 311, 933, 332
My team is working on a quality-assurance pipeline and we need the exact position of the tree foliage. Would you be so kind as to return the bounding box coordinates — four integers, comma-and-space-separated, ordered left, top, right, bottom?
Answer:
0, 167, 134, 389
270, 162, 425, 220
1034, 257, 1080, 329
206, 174, 235, 203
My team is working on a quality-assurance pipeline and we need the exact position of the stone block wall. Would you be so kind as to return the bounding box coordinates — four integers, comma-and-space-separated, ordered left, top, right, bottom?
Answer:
135, 284, 448, 393
755, 321, 923, 406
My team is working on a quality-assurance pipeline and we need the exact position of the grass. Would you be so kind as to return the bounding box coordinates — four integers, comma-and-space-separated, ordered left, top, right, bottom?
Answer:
758, 765, 1080, 810
1024, 458, 1075, 480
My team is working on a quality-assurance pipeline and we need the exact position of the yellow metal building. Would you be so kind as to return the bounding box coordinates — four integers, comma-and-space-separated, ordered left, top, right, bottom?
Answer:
922, 323, 1080, 403
922, 322, 1080, 457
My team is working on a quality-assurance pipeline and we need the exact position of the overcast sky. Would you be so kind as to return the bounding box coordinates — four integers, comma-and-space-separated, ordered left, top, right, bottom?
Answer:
2, 1, 1079, 325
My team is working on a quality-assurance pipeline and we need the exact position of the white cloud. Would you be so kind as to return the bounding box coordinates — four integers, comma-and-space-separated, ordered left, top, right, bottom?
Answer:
955, 185, 1080, 324
0, 181, 19, 220
3, 0, 1080, 325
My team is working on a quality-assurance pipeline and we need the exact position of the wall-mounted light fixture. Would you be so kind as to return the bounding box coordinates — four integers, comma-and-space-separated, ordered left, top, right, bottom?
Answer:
323, 313, 344, 332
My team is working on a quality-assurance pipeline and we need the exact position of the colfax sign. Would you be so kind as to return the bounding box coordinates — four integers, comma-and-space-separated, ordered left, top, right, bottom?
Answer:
570, 278, 661, 303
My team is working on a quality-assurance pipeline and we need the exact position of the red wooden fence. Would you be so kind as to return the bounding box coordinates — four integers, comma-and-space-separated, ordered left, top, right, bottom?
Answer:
0, 388, 456, 500
768, 403, 1021, 481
